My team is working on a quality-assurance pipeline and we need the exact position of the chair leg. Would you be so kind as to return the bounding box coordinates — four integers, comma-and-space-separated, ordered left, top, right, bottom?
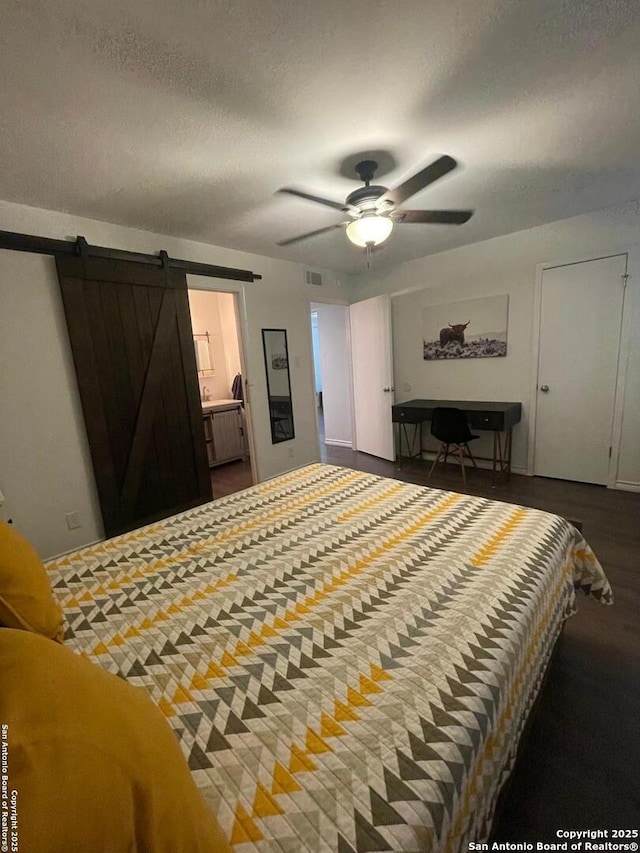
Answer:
428, 444, 443, 479
442, 444, 450, 467
457, 444, 467, 488
464, 443, 478, 468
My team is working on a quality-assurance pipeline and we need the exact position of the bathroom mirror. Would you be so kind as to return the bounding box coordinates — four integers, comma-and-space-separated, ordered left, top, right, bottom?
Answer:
262, 329, 295, 443
193, 333, 214, 376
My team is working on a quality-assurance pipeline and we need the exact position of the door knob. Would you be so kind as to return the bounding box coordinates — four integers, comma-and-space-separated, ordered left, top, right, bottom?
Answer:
383, 387, 391, 392
539, 384, 549, 392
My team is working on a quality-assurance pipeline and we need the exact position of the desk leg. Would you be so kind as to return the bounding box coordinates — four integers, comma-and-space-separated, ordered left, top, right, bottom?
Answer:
399, 423, 408, 469
498, 429, 513, 475
398, 423, 414, 468
491, 429, 513, 478
409, 424, 418, 462
505, 428, 513, 475
398, 422, 422, 469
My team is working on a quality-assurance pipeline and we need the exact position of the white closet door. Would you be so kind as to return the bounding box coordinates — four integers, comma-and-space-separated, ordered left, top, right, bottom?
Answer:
534, 255, 626, 484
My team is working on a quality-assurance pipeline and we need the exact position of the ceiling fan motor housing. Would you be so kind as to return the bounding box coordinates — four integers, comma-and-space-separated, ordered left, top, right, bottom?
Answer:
345, 185, 387, 213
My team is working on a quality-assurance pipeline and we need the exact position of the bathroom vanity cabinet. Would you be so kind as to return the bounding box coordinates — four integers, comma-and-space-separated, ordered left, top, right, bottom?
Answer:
202, 400, 246, 467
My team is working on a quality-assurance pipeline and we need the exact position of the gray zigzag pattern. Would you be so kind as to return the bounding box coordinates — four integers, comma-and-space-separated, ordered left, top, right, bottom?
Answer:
46, 464, 612, 852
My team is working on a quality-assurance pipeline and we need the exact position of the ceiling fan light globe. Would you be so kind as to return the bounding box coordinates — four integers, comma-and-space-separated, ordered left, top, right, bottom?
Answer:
346, 215, 393, 247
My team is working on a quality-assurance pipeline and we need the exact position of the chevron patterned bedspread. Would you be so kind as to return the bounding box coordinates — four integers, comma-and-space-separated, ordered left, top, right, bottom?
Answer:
47, 463, 612, 853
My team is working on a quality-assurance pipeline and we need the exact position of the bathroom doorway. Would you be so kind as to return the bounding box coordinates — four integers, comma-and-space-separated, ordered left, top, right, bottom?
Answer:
188, 288, 254, 499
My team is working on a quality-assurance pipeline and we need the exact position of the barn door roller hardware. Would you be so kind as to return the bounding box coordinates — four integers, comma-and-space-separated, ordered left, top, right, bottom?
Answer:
0, 228, 262, 282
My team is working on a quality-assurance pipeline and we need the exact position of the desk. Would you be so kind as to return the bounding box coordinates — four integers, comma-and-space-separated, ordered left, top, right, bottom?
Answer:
392, 399, 522, 475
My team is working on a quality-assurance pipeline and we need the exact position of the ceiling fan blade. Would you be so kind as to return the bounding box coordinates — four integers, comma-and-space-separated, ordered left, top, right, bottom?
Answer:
394, 209, 473, 225
277, 187, 352, 213
277, 222, 347, 246
377, 155, 458, 208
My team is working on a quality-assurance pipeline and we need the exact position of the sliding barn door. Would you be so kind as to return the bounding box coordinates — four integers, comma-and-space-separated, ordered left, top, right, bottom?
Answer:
56, 255, 211, 537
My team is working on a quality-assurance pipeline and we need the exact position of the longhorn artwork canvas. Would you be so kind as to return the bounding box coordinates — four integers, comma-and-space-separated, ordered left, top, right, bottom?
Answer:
423, 294, 508, 360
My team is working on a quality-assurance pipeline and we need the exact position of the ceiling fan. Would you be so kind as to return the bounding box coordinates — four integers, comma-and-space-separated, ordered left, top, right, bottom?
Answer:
276, 155, 473, 249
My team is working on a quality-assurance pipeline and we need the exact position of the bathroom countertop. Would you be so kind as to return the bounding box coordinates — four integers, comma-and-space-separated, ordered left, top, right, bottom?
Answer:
201, 398, 241, 412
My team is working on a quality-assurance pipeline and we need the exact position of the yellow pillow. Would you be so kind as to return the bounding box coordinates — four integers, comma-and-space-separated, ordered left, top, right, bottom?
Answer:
0, 629, 232, 853
0, 521, 64, 641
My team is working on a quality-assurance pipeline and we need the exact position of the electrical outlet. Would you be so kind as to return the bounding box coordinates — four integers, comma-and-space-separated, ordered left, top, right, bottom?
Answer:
65, 511, 81, 530
287, 446, 295, 458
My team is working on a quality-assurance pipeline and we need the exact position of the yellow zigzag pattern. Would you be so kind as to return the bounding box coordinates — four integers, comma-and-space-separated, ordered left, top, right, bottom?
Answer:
252, 462, 326, 493
47, 523, 164, 571
469, 507, 528, 567
447, 554, 573, 850
90, 571, 239, 655
153, 492, 462, 715
230, 662, 394, 846
336, 482, 405, 523
60, 469, 365, 608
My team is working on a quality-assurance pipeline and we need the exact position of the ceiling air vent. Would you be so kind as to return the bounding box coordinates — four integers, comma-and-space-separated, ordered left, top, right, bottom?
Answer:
305, 270, 323, 287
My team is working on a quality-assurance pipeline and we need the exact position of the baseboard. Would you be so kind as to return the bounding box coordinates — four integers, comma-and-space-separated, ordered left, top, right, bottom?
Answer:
615, 481, 640, 493
48, 536, 103, 562
325, 439, 353, 448
509, 465, 529, 477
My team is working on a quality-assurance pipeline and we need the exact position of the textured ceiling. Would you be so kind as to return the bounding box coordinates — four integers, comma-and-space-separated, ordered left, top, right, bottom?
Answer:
2, 0, 640, 274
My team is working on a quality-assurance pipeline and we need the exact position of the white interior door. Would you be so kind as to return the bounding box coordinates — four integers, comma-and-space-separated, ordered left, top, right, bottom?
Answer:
534, 255, 626, 484
349, 294, 395, 461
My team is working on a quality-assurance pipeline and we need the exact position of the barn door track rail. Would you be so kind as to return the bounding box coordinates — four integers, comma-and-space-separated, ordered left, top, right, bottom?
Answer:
0, 228, 262, 282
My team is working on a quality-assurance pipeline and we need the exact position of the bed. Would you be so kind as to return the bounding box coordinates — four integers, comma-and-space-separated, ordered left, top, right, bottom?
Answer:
46, 463, 612, 852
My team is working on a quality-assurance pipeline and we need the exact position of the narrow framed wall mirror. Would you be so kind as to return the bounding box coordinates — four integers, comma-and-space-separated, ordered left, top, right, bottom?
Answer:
262, 328, 295, 443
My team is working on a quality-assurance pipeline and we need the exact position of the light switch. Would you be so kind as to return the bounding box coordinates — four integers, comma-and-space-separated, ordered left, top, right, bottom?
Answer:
66, 511, 82, 530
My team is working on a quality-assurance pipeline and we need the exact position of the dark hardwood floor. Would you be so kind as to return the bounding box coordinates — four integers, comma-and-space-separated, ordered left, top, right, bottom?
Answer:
209, 458, 254, 499
320, 425, 640, 835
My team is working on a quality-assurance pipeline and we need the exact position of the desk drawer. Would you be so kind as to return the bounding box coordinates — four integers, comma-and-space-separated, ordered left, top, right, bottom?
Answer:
468, 411, 504, 430
392, 407, 426, 424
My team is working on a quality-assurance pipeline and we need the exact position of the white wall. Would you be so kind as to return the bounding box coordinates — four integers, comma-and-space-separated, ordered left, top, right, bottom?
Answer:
188, 290, 232, 401
217, 292, 241, 387
350, 201, 640, 485
0, 199, 351, 558
0, 251, 104, 556
314, 304, 354, 447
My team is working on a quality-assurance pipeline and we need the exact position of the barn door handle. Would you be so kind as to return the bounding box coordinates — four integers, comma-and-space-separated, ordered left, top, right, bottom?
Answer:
539, 384, 549, 392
